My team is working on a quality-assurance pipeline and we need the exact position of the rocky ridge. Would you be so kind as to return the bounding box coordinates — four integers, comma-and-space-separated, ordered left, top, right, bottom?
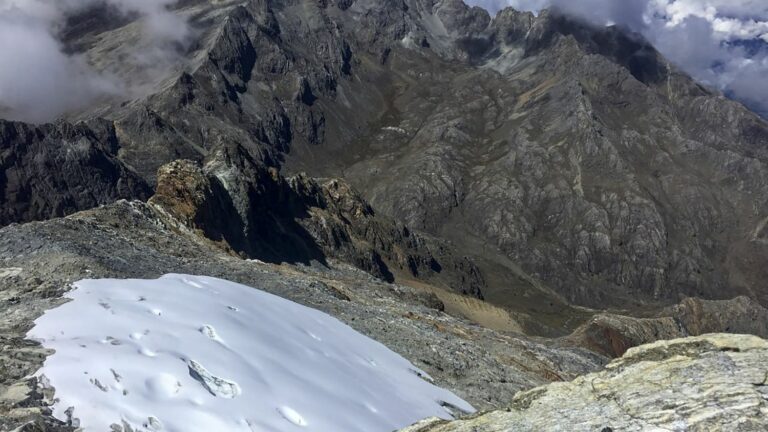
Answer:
150, 156, 485, 297
0, 199, 603, 431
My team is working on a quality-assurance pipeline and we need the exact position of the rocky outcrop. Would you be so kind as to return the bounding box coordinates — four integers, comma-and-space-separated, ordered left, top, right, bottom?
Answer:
566, 313, 684, 358
149, 156, 485, 297
568, 296, 768, 357
401, 334, 768, 432
0, 119, 150, 226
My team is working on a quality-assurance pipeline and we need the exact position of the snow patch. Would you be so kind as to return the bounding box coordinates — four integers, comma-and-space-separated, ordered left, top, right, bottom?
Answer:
28, 274, 474, 431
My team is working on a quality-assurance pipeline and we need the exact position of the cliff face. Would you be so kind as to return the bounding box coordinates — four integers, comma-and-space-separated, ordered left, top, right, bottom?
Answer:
400, 334, 768, 432
0, 119, 150, 226
149, 157, 485, 297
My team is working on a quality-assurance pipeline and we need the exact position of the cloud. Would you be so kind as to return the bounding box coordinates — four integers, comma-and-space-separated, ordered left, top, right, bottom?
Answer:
466, 0, 768, 117
0, 0, 190, 123
0, 4, 117, 123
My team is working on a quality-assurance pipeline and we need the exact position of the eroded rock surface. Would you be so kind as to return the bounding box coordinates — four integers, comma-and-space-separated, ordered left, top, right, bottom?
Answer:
0, 119, 150, 226
401, 334, 768, 432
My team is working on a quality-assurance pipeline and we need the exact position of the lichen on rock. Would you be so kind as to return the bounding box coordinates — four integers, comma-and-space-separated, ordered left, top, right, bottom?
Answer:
400, 334, 768, 432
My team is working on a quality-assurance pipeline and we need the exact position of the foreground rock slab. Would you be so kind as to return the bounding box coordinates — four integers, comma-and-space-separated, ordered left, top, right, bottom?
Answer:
401, 334, 768, 432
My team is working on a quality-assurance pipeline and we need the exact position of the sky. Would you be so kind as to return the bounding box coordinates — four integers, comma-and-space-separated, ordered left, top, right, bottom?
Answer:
467, 0, 768, 117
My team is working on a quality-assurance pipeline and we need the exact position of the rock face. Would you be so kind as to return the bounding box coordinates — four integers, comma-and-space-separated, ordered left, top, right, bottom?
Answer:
289, 2, 768, 310
150, 157, 485, 297
0, 119, 150, 226
400, 334, 768, 432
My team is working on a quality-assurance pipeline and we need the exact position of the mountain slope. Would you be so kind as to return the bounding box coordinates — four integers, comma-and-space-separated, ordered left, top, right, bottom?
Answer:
281, 3, 768, 309
1, 0, 767, 334
73, 0, 768, 312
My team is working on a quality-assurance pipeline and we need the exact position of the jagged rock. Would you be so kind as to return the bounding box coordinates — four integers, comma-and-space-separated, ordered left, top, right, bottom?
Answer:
149, 157, 485, 297
0, 119, 150, 226
400, 334, 768, 432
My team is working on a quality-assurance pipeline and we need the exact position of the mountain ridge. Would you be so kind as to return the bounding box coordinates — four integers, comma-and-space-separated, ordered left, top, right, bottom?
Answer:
1, 1, 768, 429
2, 0, 767, 329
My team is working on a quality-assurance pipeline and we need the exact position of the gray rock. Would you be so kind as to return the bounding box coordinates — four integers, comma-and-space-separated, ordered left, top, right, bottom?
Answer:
0, 119, 150, 226
400, 334, 768, 432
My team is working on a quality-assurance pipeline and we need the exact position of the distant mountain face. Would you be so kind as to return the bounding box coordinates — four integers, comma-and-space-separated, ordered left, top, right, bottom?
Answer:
2, 0, 768, 316
0, 119, 150, 225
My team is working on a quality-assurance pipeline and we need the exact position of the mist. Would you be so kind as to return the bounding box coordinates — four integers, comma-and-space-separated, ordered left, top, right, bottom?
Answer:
0, 0, 190, 123
467, 0, 768, 118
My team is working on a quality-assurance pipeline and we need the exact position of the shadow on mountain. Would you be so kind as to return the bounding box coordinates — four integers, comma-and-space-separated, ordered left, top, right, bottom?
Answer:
148, 150, 485, 299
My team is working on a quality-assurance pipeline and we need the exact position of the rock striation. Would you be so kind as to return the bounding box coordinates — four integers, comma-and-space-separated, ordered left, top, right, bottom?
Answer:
0, 119, 150, 226
401, 334, 768, 432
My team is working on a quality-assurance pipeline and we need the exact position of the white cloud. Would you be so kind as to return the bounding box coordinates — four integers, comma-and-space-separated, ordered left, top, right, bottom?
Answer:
0, 4, 119, 123
0, 0, 191, 123
467, 0, 768, 117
